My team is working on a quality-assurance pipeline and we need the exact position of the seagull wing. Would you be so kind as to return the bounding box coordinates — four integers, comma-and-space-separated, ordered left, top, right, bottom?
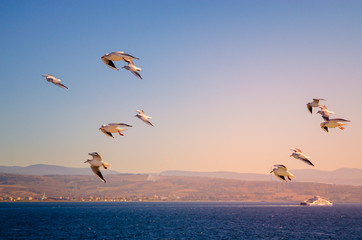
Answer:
91, 166, 106, 183
331, 118, 350, 122
313, 98, 326, 102
131, 70, 143, 79
142, 118, 154, 127
109, 123, 132, 127
102, 57, 118, 70
290, 148, 302, 153
274, 164, 287, 170
54, 82, 68, 89
299, 157, 315, 167
100, 128, 114, 138
120, 52, 139, 60
275, 174, 286, 182
307, 104, 312, 114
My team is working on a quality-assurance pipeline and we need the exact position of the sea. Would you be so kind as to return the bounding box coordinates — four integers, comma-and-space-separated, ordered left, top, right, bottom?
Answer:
0, 202, 360, 240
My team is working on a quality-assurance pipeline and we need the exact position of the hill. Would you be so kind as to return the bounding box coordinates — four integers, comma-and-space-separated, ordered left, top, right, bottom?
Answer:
161, 168, 362, 186
0, 173, 361, 203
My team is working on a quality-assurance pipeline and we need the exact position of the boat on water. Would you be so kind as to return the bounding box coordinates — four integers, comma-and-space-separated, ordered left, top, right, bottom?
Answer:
300, 196, 333, 206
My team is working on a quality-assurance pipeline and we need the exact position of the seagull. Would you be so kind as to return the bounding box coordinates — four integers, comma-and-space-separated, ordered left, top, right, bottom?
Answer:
316, 105, 334, 121
135, 110, 153, 126
122, 59, 142, 79
99, 123, 132, 138
290, 148, 315, 167
270, 165, 296, 182
320, 118, 351, 132
306, 98, 325, 114
84, 152, 110, 183
42, 74, 68, 89
101, 51, 139, 70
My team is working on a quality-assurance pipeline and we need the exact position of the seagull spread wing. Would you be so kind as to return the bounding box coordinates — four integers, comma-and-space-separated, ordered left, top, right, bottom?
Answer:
143, 119, 154, 127
290, 148, 302, 153
91, 166, 106, 183
276, 175, 286, 182
131, 70, 143, 79
299, 157, 315, 167
331, 118, 350, 122
102, 57, 118, 70
274, 164, 287, 170
55, 82, 68, 89
109, 123, 132, 127
101, 128, 114, 138
307, 104, 312, 114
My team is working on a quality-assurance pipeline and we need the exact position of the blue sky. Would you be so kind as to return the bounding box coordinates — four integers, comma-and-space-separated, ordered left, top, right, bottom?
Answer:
1, 1, 362, 174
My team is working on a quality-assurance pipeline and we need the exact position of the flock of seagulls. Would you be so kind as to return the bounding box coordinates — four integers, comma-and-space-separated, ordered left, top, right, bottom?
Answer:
271, 98, 351, 182
43, 51, 351, 184
43, 51, 150, 182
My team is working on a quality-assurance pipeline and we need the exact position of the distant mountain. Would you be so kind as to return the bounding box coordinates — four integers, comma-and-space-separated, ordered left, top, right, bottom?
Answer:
0, 173, 361, 203
161, 168, 362, 186
0, 164, 120, 175
1, 165, 361, 186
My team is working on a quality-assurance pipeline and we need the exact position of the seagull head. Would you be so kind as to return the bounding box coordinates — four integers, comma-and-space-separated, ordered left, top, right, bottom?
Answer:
88, 152, 99, 156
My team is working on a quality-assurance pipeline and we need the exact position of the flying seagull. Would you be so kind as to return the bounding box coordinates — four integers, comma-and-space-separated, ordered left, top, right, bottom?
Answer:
306, 98, 325, 114
290, 148, 315, 167
320, 118, 351, 132
101, 51, 139, 70
99, 123, 132, 138
84, 152, 110, 183
316, 105, 334, 121
42, 74, 68, 89
122, 59, 142, 79
135, 110, 153, 126
270, 165, 296, 182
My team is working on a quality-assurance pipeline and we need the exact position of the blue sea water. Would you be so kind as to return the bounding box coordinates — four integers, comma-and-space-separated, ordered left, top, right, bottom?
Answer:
0, 202, 360, 239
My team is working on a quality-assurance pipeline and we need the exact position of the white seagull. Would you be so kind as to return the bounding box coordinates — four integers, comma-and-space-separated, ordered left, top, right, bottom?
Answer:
122, 59, 142, 79
290, 148, 315, 167
316, 105, 334, 121
307, 98, 325, 114
101, 51, 139, 70
320, 118, 351, 132
99, 123, 132, 138
42, 74, 68, 89
135, 110, 153, 126
84, 152, 110, 183
270, 165, 296, 182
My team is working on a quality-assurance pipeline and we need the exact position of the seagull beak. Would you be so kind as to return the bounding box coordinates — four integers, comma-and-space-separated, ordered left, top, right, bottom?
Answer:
270, 170, 273, 173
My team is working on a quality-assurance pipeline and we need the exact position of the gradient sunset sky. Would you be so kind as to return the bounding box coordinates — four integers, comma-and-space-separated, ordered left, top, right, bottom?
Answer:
1, 1, 362, 174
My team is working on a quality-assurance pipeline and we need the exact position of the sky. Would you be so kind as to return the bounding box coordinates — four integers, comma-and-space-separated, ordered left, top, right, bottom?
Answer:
1, 1, 362, 174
